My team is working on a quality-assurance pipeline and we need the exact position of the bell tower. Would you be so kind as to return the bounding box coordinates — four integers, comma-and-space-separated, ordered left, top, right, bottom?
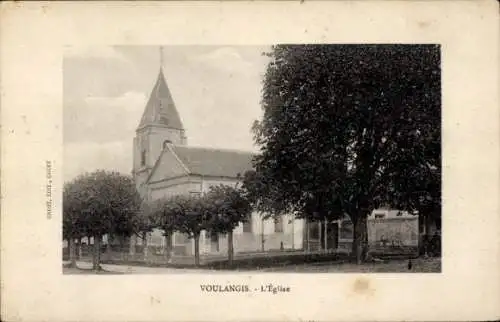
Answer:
133, 47, 187, 194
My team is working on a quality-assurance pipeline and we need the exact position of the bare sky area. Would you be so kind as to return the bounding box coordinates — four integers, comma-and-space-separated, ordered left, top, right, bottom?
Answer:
63, 45, 271, 182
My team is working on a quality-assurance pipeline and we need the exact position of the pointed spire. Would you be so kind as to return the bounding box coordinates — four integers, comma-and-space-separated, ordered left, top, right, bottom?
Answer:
137, 48, 184, 131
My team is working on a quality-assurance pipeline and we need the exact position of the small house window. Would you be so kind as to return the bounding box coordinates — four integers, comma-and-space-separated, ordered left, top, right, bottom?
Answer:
274, 216, 284, 233
374, 214, 385, 219
141, 150, 146, 166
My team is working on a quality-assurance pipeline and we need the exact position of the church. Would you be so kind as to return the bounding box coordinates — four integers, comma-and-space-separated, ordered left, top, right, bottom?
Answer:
128, 63, 424, 258
130, 65, 308, 257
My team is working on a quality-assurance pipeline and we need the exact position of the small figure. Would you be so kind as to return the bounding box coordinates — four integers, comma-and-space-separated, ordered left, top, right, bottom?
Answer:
408, 258, 413, 270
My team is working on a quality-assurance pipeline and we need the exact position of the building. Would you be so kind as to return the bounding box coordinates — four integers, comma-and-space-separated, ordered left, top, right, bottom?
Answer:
130, 66, 305, 256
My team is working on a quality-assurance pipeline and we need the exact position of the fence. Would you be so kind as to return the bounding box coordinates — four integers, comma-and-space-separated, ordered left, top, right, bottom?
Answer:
338, 216, 420, 255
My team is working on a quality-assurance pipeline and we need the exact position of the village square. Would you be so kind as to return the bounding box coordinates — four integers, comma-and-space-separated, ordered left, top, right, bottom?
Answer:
63, 45, 441, 274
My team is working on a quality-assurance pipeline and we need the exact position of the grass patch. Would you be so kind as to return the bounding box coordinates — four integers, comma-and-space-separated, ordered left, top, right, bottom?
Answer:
89, 250, 429, 272
63, 266, 124, 275
264, 257, 441, 273
99, 252, 351, 270
207, 252, 350, 270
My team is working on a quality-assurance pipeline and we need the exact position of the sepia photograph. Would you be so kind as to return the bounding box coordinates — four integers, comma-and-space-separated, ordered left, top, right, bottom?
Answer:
62, 44, 441, 274
2, 2, 499, 321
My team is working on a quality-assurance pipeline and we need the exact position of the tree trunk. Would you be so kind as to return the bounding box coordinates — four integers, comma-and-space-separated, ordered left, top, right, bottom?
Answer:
194, 234, 200, 267
69, 238, 77, 267
164, 232, 172, 262
227, 230, 234, 266
425, 215, 432, 236
118, 235, 125, 255
261, 218, 265, 252
92, 235, 102, 271
106, 234, 113, 259
305, 220, 310, 252
129, 235, 136, 255
142, 232, 149, 260
351, 215, 368, 264
324, 218, 328, 253
77, 237, 83, 259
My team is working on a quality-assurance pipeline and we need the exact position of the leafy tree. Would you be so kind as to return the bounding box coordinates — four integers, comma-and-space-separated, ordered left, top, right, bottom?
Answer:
251, 44, 441, 263
146, 197, 177, 261
63, 182, 85, 267
63, 170, 141, 270
133, 200, 158, 258
205, 184, 252, 266
157, 194, 211, 266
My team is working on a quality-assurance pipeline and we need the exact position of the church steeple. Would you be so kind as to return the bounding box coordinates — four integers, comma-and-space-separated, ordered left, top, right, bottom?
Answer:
133, 47, 187, 191
137, 66, 184, 131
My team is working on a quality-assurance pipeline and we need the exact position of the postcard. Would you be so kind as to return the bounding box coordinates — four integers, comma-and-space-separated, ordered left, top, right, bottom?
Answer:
1, 1, 499, 321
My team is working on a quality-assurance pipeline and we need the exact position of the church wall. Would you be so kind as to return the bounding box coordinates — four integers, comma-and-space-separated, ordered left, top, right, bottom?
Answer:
148, 150, 189, 184
146, 128, 182, 168
133, 126, 186, 185
148, 127, 184, 151
150, 182, 202, 200
149, 176, 202, 201
201, 177, 239, 192
142, 176, 307, 256
198, 213, 305, 255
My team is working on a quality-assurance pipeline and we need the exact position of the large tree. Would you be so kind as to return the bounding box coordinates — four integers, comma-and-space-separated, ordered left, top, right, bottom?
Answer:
251, 44, 441, 263
63, 170, 141, 270
206, 184, 252, 266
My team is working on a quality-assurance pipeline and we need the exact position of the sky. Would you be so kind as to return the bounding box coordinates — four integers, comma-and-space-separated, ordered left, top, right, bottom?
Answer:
63, 45, 271, 182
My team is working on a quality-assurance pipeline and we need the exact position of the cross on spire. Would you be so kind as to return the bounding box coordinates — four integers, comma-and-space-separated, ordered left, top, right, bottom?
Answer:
159, 46, 164, 70
157, 46, 164, 113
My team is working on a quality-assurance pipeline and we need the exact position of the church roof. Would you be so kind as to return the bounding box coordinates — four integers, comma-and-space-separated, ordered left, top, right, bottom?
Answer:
147, 145, 255, 182
137, 68, 184, 130
172, 146, 255, 178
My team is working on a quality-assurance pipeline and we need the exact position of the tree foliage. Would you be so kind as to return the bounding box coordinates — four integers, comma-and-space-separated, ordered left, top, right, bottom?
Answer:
206, 184, 252, 234
251, 44, 441, 262
205, 184, 253, 265
63, 170, 142, 268
151, 194, 212, 266
63, 170, 141, 237
146, 197, 177, 235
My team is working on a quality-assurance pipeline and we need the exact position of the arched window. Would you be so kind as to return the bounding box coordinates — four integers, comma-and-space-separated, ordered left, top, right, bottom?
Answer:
141, 150, 146, 166
163, 140, 172, 149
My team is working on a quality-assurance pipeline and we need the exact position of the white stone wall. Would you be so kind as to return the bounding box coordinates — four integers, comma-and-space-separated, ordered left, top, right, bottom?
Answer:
144, 176, 307, 255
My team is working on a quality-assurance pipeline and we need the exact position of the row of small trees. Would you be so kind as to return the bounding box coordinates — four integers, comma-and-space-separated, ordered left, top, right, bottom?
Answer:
146, 184, 252, 266
63, 171, 252, 270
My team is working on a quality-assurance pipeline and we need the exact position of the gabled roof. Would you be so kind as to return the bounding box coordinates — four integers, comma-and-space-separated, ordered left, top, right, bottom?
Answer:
173, 146, 255, 178
147, 145, 255, 183
137, 68, 184, 130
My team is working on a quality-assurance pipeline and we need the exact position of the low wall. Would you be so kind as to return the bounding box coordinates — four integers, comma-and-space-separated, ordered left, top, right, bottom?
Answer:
338, 216, 420, 255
